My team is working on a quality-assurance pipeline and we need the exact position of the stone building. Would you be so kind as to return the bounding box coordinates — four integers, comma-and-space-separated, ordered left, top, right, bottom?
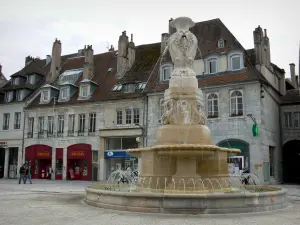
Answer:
280, 60, 300, 183
0, 57, 48, 179
115, 18, 286, 184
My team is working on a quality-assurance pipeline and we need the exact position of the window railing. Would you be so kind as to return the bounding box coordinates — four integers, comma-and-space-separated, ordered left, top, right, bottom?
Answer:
3, 125, 9, 130
27, 132, 33, 138
77, 130, 85, 136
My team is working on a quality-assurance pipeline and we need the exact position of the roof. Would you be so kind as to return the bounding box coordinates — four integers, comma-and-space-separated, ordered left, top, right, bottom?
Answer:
26, 51, 118, 108
281, 89, 300, 104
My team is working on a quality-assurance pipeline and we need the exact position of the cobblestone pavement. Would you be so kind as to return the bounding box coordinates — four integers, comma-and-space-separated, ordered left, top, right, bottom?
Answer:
0, 179, 300, 225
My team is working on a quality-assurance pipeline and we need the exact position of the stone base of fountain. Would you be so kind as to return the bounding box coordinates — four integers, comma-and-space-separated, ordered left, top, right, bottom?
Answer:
85, 186, 288, 214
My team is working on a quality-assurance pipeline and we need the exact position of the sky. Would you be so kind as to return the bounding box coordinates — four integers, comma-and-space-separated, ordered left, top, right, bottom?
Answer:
0, 0, 299, 79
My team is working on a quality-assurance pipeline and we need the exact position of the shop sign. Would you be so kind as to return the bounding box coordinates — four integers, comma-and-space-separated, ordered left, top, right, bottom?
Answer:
37, 152, 50, 157
71, 151, 85, 157
0, 141, 8, 148
104, 151, 135, 158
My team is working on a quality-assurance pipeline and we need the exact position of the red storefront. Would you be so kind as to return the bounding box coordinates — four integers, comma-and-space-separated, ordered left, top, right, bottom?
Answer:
55, 148, 63, 180
25, 145, 52, 179
67, 144, 92, 181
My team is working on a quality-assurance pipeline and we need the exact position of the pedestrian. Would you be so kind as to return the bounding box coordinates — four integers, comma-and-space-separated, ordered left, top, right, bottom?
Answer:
47, 164, 53, 180
18, 164, 26, 184
24, 165, 33, 184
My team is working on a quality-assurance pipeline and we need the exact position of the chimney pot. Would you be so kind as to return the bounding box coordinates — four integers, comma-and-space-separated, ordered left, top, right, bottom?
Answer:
264, 29, 267, 37
131, 34, 133, 42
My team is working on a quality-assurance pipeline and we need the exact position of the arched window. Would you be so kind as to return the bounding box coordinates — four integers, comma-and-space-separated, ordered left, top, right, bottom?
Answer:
206, 58, 218, 74
207, 93, 219, 118
229, 54, 243, 71
230, 90, 243, 116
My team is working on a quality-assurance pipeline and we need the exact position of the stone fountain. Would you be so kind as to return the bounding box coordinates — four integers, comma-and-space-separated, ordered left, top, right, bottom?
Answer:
85, 17, 288, 214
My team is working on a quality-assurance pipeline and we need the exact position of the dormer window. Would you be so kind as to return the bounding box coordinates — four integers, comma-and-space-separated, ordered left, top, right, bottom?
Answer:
123, 84, 136, 93
16, 90, 23, 101
228, 52, 244, 71
12, 78, 19, 85
60, 87, 69, 100
81, 85, 88, 97
27, 75, 34, 84
42, 90, 49, 101
5, 91, 13, 102
160, 65, 172, 81
218, 39, 225, 48
112, 84, 123, 92
206, 58, 218, 74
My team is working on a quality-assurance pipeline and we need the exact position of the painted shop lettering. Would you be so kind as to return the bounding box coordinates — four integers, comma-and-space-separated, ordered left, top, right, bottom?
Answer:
71, 151, 85, 157
37, 152, 50, 157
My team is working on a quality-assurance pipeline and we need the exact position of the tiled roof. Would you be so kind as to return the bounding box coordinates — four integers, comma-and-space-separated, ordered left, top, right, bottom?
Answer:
281, 89, 300, 104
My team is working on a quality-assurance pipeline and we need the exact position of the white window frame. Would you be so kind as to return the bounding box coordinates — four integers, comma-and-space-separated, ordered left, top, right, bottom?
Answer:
3, 113, 10, 130
60, 87, 69, 100
133, 109, 140, 124
16, 90, 23, 101
14, 112, 21, 129
48, 116, 54, 135
81, 85, 89, 97
284, 112, 293, 128
78, 114, 85, 133
116, 110, 123, 125
68, 114, 75, 134
5, 91, 13, 103
125, 109, 132, 124
160, 65, 172, 81
89, 113, 96, 133
206, 57, 218, 74
58, 115, 64, 134
41, 90, 50, 102
38, 117, 44, 134
206, 93, 219, 118
230, 90, 244, 117
228, 51, 244, 71
218, 39, 225, 48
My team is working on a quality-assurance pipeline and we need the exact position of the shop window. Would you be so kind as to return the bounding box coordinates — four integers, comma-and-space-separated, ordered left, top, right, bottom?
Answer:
125, 109, 132, 124
105, 138, 122, 150
133, 109, 140, 124
116, 110, 122, 125
83, 160, 88, 176
34, 160, 39, 174
56, 159, 63, 176
92, 151, 98, 163
122, 137, 138, 149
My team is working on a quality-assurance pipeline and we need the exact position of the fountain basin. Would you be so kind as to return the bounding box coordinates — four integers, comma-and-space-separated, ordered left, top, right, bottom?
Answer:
85, 186, 288, 214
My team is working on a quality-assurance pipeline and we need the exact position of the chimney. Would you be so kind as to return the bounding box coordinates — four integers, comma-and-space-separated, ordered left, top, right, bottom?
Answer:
264, 29, 268, 37
46, 55, 51, 65
0, 64, 2, 74
25, 56, 33, 66
161, 33, 169, 54
82, 45, 94, 80
48, 38, 62, 82
117, 31, 129, 78
127, 34, 135, 69
109, 45, 114, 51
290, 63, 297, 88
168, 18, 176, 35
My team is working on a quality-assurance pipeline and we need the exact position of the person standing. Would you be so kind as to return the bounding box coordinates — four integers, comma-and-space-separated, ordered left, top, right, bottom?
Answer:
18, 164, 26, 184
24, 165, 33, 184
47, 164, 53, 180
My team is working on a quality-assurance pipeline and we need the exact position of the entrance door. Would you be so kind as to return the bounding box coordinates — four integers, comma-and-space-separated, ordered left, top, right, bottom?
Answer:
0, 149, 4, 178
283, 140, 300, 183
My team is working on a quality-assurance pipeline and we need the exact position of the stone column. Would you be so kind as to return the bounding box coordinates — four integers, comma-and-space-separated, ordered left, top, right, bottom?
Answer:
99, 158, 106, 181
62, 147, 67, 180
17, 147, 23, 178
3, 148, 9, 179
51, 147, 56, 180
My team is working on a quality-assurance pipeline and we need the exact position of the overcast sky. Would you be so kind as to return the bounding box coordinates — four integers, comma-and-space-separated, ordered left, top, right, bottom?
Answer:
0, 0, 298, 78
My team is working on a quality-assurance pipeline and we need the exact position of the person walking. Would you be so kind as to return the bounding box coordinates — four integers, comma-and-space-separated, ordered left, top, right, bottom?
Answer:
24, 165, 33, 184
18, 164, 26, 184
47, 164, 53, 180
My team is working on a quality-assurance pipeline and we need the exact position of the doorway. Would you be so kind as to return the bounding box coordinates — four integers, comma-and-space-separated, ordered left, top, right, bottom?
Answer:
282, 140, 300, 183
0, 149, 4, 178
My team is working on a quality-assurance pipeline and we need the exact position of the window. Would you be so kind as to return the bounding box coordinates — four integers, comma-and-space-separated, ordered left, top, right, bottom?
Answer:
27, 75, 34, 84
12, 77, 19, 85
116, 110, 122, 125
218, 39, 225, 48
42, 90, 49, 101
123, 84, 136, 93
89, 113, 96, 134
207, 93, 218, 118
284, 112, 293, 128
60, 87, 68, 100
230, 90, 243, 116
161, 66, 171, 81
5, 91, 13, 102
125, 109, 132, 124
16, 90, 22, 101
48, 116, 54, 136
293, 112, 300, 128
112, 84, 123, 91
269, 146, 275, 177
207, 58, 217, 74
68, 114, 75, 136
28, 117, 34, 138
231, 55, 242, 70
3, 113, 10, 130
14, 112, 21, 129
81, 85, 88, 97
38, 117, 44, 137
105, 137, 138, 150
133, 109, 140, 124
78, 114, 85, 135
58, 115, 64, 136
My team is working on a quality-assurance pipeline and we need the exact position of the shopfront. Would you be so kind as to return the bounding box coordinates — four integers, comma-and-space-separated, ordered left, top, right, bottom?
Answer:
56, 148, 63, 180
67, 144, 92, 181
25, 145, 52, 179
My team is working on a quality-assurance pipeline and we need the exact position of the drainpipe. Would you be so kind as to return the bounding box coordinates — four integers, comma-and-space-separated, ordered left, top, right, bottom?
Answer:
21, 108, 26, 164
278, 104, 284, 184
